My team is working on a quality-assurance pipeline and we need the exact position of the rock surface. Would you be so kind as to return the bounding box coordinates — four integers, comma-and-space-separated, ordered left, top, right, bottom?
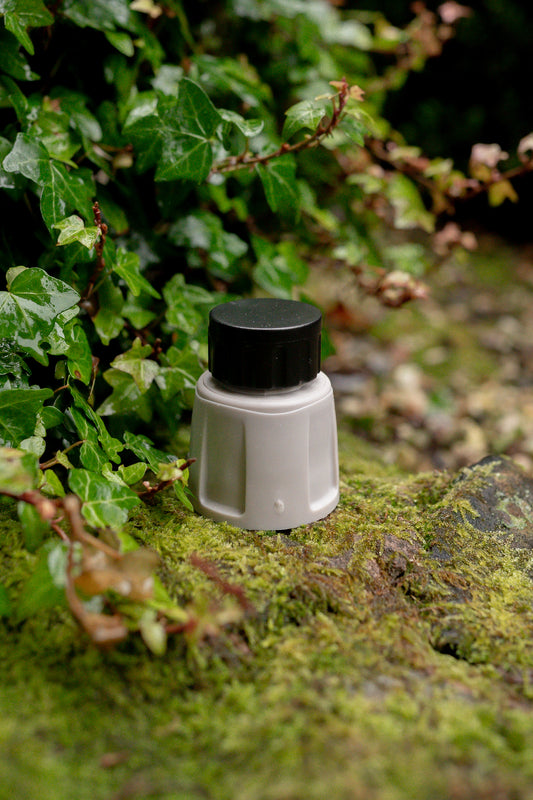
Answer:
2, 435, 533, 799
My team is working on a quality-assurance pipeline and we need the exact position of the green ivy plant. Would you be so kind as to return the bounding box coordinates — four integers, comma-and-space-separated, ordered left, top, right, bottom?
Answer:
1, 0, 531, 650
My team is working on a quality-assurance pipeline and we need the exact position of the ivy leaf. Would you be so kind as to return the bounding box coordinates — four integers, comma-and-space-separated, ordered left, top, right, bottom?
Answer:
163, 274, 214, 335
155, 347, 202, 402
282, 99, 326, 140
255, 155, 300, 223
61, 0, 135, 32
340, 112, 367, 146
173, 479, 194, 512
53, 214, 100, 248
98, 370, 153, 422
69, 386, 123, 464
0, 0, 54, 55
65, 320, 93, 384
0, 29, 37, 79
105, 30, 135, 56
39, 468, 65, 497
122, 293, 156, 329
218, 108, 264, 138
80, 436, 109, 472
40, 162, 95, 230
0, 388, 53, 455
69, 408, 108, 471
68, 468, 140, 529
0, 136, 18, 189
0, 338, 30, 379
113, 248, 160, 298
168, 210, 247, 278
93, 276, 125, 345
2, 131, 50, 184
110, 337, 160, 393
125, 79, 222, 182
118, 461, 146, 485
252, 237, 308, 298
123, 431, 177, 471
0, 267, 80, 363
0, 445, 38, 493
155, 80, 222, 182
387, 173, 435, 234
124, 111, 162, 173
51, 89, 103, 142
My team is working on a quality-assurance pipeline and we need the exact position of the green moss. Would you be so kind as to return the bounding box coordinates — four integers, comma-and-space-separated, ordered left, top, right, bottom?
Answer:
2, 439, 533, 798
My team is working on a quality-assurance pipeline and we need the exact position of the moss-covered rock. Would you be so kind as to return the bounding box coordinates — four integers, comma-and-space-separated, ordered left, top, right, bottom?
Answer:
2, 432, 533, 799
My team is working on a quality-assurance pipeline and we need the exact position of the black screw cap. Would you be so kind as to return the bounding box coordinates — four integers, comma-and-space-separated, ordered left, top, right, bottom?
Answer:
208, 298, 322, 390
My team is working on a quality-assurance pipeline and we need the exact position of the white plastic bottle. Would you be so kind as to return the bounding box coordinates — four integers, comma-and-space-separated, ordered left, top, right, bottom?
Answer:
188, 298, 339, 530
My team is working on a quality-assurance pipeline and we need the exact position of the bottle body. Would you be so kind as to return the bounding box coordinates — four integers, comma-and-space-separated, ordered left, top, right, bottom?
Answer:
189, 371, 339, 530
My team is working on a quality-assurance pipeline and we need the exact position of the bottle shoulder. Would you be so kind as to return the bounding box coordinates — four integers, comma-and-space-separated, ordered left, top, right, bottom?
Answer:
195, 370, 333, 412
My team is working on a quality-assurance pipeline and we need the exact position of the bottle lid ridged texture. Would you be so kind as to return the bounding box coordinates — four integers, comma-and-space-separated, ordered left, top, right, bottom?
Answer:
208, 298, 322, 390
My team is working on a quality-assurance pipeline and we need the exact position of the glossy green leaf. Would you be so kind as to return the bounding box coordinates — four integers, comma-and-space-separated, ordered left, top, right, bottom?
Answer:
113, 248, 160, 298
173, 479, 194, 512
127, 79, 222, 183
252, 237, 308, 298
110, 337, 159, 393
218, 108, 264, 138
69, 407, 109, 471
0, 339, 29, 378
61, 0, 135, 32
40, 405, 63, 429
169, 210, 248, 278
124, 111, 162, 173
0, 0, 53, 54
39, 468, 66, 497
163, 273, 215, 334
105, 30, 134, 56
40, 162, 95, 230
98, 369, 153, 422
53, 214, 100, 248
0, 28, 37, 79
0, 267, 80, 363
19, 433, 46, 456
93, 276, 125, 345
65, 321, 93, 384
256, 156, 300, 223
51, 90, 103, 142
69, 386, 123, 464
0, 445, 38, 493
193, 54, 271, 109
123, 431, 177, 471
0, 388, 53, 446
282, 99, 327, 140
387, 173, 435, 234
122, 293, 157, 329
155, 347, 201, 402
118, 461, 146, 485
2, 132, 50, 184
68, 468, 140, 529
0, 136, 17, 188
340, 112, 367, 146
151, 64, 184, 96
